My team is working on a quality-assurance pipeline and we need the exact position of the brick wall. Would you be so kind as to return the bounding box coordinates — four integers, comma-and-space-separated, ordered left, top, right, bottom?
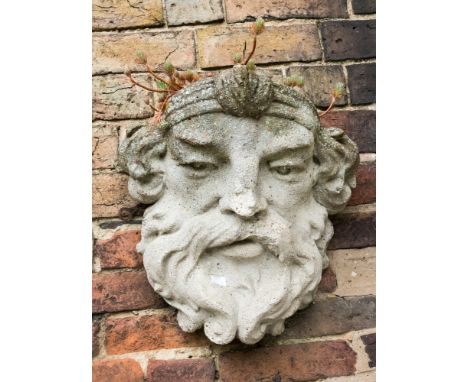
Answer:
92, 1, 376, 381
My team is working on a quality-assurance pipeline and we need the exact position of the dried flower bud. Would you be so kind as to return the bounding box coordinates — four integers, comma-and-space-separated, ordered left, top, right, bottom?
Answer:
135, 50, 147, 65
124, 66, 132, 76
159, 120, 170, 130
254, 17, 265, 35
186, 71, 195, 81
246, 60, 256, 72
295, 76, 304, 87
163, 61, 175, 75
332, 82, 345, 98
285, 75, 304, 87
233, 53, 242, 64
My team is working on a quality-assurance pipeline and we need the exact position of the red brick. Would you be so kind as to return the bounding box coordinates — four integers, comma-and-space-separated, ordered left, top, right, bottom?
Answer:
93, 359, 144, 382
349, 161, 376, 206
320, 110, 376, 153
92, 271, 166, 313
225, 0, 348, 23
92, 74, 154, 121
95, 230, 143, 269
93, 30, 196, 75
148, 358, 216, 382
92, 173, 136, 218
218, 341, 356, 381
105, 312, 209, 354
318, 266, 337, 293
93, 318, 101, 357
329, 210, 376, 249
196, 23, 321, 69
92, 0, 164, 31
320, 20, 376, 61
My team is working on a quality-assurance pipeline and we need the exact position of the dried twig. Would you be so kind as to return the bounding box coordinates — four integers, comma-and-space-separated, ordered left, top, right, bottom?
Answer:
126, 72, 169, 93
319, 95, 337, 117
145, 63, 174, 89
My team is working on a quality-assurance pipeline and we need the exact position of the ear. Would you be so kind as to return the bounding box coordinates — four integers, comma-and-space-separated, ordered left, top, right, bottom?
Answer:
118, 126, 168, 204
312, 127, 360, 214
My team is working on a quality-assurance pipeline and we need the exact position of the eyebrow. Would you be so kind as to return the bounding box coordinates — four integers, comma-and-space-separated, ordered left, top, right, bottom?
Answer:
170, 132, 226, 160
173, 131, 214, 147
263, 136, 313, 158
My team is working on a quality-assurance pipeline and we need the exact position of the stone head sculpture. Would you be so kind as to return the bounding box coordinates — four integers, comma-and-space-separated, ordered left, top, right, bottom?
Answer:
119, 65, 359, 345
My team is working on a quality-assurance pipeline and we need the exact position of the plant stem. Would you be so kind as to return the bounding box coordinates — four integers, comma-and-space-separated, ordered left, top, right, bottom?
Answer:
127, 73, 169, 93
146, 102, 158, 112
243, 35, 257, 65
319, 95, 336, 118
145, 63, 174, 89
155, 93, 174, 123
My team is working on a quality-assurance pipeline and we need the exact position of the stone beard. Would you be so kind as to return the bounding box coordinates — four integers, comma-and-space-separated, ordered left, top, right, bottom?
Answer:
119, 66, 359, 345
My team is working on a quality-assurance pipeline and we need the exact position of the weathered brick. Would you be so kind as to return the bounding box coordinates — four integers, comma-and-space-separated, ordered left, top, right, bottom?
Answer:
148, 358, 216, 382
225, 0, 348, 23
93, 359, 144, 382
92, 74, 154, 121
320, 110, 375, 153
105, 312, 208, 354
93, 318, 101, 357
93, 30, 195, 75
196, 24, 321, 69
328, 247, 376, 297
347, 63, 376, 105
289, 65, 347, 108
93, 173, 136, 218
329, 210, 376, 249
92, 0, 164, 31
282, 296, 376, 339
219, 341, 356, 381
95, 230, 143, 269
361, 333, 376, 368
93, 126, 119, 169
318, 266, 337, 293
92, 271, 166, 313
321, 20, 376, 61
349, 161, 376, 206
165, 0, 224, 26
352, 0, 376, 14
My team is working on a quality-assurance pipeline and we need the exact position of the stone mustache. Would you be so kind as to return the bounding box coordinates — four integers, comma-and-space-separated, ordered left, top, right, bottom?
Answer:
119, 66, 359, 345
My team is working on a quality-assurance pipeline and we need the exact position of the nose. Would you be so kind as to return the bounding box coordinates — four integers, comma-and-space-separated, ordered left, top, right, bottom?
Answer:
220, 188, 267, 218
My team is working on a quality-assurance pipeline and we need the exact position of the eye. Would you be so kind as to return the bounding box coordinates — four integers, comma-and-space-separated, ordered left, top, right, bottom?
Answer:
183, 162, 213, 171
269, 164, 305, 179
274, 166, 293, 175
179, 161, 218, 178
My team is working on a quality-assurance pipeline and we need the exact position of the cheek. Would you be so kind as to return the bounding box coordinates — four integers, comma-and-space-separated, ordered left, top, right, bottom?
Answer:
163, 158, 223, 212
259, 167, 315, 210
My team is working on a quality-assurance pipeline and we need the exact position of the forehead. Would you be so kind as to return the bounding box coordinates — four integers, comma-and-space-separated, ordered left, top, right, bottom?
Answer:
170, 113, 314, 154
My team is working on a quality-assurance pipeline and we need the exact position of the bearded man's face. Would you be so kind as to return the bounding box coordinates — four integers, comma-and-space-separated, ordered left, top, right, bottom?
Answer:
137, 113, 330, 344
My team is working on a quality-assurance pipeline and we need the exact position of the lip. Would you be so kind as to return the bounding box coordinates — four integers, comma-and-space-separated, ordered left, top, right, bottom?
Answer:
210, 239, 264, 259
